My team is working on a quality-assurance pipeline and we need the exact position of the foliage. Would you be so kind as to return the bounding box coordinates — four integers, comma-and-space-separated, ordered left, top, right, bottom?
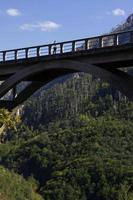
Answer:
0, 73, 133, 199
1, 115, 133, 200
22, 74, 133, 129
0, 109, 21, 142
0, 165, 43, 200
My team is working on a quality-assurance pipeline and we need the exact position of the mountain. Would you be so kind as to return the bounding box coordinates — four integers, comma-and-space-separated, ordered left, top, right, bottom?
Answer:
112, 13, 133, 32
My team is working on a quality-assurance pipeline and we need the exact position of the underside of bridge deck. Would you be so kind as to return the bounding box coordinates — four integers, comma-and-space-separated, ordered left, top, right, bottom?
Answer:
0, 59, 133, 110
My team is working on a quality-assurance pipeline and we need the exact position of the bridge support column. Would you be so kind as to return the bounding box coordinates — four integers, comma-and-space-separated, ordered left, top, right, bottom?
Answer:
12, 86, 17, 100
130, 31, 133, 43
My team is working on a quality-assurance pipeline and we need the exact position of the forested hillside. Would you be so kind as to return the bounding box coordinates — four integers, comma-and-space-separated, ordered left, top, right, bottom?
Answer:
0, 114, 133, 199
0, 72, 132, 199
23, 74, 133, 129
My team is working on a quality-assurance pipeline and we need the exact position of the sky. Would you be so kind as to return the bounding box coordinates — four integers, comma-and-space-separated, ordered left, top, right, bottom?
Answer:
0, 0, 133, 50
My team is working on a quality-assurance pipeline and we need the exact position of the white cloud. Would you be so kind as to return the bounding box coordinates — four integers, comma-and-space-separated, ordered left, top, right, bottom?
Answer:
112, 8, 126, 16
39, 21, 61, 31
6, 8, 21, 16
20, 21, 61, 31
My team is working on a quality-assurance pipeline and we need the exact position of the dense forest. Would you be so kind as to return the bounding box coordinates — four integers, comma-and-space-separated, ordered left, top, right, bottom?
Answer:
0, 15, 133, 200
0, 72, 133, 200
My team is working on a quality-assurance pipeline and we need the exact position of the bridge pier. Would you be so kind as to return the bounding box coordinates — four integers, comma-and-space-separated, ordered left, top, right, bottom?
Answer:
12, 86, 17, 100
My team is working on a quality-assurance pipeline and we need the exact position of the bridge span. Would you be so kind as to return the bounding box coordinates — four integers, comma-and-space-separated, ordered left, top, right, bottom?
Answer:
0, 30, 133, 110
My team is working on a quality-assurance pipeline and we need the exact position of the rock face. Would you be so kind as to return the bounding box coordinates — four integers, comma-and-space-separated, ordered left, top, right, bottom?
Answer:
111, 14, 133, 45
127, 14, 133, 24
113, 13, 133, 32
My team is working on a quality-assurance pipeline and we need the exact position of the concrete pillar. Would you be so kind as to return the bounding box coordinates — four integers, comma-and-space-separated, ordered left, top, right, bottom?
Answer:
25, 49, 28, 59
85, 39, 88, 50
49, 45, 52, 55
72, 41, 75, 52
37, 47, 40, 57
60, 43, 63, 54
15, 50, 17, 60
3, 52, 6, 62
130, 31, 133, 43
12, 85, 17, 100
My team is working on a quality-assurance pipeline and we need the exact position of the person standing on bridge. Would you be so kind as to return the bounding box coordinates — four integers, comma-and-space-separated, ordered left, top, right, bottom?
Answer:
53, 40, 57, 54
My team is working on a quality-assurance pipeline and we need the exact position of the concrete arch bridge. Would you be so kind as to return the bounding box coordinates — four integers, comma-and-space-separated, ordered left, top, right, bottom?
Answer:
0, 30, 133, 110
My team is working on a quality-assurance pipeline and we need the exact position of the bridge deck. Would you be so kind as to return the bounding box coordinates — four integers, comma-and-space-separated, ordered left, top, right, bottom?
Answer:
0, 30, 133, 64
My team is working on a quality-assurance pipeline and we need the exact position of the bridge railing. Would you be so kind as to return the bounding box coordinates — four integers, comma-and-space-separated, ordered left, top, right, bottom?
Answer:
0, 30, 133, 62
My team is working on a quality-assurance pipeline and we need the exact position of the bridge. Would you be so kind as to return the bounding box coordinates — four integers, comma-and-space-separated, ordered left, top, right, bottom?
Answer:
0, 30, 133, 110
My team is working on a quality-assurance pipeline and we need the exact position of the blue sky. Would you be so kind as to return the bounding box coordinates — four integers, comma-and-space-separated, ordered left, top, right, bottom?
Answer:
0, 0, 132, 50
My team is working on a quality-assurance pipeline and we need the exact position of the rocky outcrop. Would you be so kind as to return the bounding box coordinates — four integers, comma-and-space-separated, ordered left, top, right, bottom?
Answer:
112, 13, 133, 32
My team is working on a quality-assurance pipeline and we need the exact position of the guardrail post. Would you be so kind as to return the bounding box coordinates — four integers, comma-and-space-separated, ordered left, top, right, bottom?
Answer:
3, 52, 6, 61
130, 31, 133, 43
114, 34, 118, 46
15, 50, 17, 60
25, 48, 28, 58
85, 39, 88, 50
72, 41, 75, 52
37, 47, 40, 57
99, 37, 103, 48
60, 43, 63, 53
49, 45, 52, 55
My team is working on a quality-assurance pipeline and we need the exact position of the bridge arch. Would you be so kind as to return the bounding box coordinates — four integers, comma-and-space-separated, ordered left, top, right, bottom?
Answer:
0, 60, 133, 109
